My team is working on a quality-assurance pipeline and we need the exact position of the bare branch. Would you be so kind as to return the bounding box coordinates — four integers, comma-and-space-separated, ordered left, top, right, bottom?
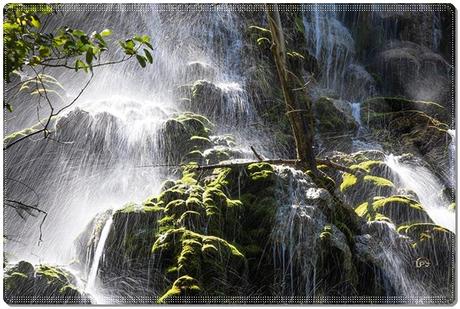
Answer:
5, 199, 48, 244
250, 146, 264, 161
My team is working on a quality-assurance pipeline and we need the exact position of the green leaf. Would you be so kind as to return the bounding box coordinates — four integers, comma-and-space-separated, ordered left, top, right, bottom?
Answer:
141, 34, 150, 43
53, 35, 68, 46
125, 39, 135, 49
75, 59, 87, 72
29, 56, 42, 65
72, 29, 86, 37
121, 39, 136, 55
144, 42, 154, 50
136, 55, 146, 68
38, 45, 51, 57
144, 49, 153, 63
85, 50, 93, 65
100, 29, 112, 37
94, 33, 107, 47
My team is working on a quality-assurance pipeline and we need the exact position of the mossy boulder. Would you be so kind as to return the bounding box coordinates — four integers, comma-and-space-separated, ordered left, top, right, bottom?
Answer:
4, 261, 90, 304
340, 172, 395, 206
189, 80, 225, 119
98, 204, 162, 295
158, 275, 201, 303
152, 228, 248, 301
315, 97, 358, 132
398, 223, 454, 295
355, 195, 433, 226
161, 112, 213, 164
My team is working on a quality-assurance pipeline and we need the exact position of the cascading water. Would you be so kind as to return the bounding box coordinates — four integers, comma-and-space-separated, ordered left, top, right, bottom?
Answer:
271, 166, 328, 296
385, 154, 455, 232
301, 5, 376, 101
85, 216, 113, 294
4, 4, 262, 266
350, 102, 361, 127
3, 3, 455, 304
356, 221, 428, 300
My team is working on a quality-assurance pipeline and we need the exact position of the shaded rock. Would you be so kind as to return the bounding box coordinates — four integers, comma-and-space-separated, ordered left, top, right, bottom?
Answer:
4, 261, 90, 304
184, 61, 217, 82
314, 97, 358, 152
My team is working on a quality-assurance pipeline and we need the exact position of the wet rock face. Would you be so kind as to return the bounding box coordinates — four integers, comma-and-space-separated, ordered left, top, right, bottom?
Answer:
320, 150, 454, 298
314, 97, 359, 152
360, 97, 451, 183
370, 40, 452, 111
159, 112, 246, 166
83, 161, 407, 301
74, 209, 113, 276
4, 261, 90, 304
184, 61, 217, 83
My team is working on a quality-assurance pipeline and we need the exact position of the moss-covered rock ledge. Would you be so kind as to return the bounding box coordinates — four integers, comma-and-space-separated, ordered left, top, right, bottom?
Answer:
4, 261, 90, 304
87, 159, 432, 302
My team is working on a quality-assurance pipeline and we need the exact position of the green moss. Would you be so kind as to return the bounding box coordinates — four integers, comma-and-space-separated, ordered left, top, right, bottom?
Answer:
189, 136, 212, 148
397, 222, 453, 251
398, 222, 449, 236
117, 202, 141, 213
350, 160, 384, 174
174, 112, 213, 133
184, 150, 204, 163
315, 97, 357, 134
355, 196, 432, 226
158, 187, 187, 206
158, 275, 201, 303
153, 228, 247, 299
363, 175, 394, 188
4, 261, 88, 303
340, 173, 358, 192
36, 265, 70, 284
203, 148, 231, 164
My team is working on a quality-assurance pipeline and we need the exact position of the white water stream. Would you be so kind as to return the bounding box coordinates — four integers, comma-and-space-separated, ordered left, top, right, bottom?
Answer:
385, 154, 455, 232
85, 216, 113, 294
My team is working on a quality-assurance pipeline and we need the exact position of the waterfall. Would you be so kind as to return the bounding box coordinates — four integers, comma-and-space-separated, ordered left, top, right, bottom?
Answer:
4, 4, 263, 265
271, 165, 336, 296
385, 154, 455, 232
349, 101, 383, 152
357, 221, 428, 300
85, 216, 113, 294
3, 3, 455, 304
350, 102, 361, 127
301, 5, 375, 101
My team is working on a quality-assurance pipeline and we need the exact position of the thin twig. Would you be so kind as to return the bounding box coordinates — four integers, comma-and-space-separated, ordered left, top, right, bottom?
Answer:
250, 146, 264, 161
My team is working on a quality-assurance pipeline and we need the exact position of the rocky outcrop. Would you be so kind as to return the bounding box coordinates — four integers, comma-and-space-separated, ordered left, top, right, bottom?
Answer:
4, 261, 90, 304
80, 156, 453, 302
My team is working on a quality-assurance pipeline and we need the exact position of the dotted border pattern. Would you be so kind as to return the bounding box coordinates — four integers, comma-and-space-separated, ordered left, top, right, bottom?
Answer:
2, 2, 457, 305
1, 295, 455, 305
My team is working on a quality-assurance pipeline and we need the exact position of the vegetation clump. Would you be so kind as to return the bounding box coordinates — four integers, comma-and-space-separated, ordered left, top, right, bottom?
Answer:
4, 261, 90, 304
